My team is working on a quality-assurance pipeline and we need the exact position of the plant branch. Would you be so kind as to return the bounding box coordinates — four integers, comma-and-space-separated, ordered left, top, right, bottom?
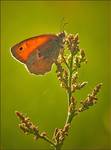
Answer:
15, 32, 102, 150
68, 52, 74, 105
15, 111, 56, 148
54, 33, 102, 150
40, 135, 56, 147
62, 55, 70, 70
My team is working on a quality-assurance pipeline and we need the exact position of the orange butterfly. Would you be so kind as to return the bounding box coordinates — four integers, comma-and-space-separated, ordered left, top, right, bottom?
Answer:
11, 32, 65, 75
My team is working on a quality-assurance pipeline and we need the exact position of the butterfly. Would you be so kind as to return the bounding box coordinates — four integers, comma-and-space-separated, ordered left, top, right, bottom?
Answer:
11, 32, 66, 75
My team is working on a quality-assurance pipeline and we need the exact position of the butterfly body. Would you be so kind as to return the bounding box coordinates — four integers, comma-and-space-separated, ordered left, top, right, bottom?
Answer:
11, 32, 65, 75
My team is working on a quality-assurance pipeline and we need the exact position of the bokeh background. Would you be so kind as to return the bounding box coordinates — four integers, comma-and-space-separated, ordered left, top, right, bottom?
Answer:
1, 1, 110, 150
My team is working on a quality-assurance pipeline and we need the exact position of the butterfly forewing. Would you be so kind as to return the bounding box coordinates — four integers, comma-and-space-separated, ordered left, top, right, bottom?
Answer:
11, 32, 65, 75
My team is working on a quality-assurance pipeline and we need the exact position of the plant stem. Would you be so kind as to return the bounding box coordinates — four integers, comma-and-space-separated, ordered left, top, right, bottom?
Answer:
68, 52, 74, 105
66, 112, 74, 124
62, 56, 70, 69
40, 136, 56, 147
65, 52, 75, 125
39, 52, 75, 150
56, 52, 75, 150
55, 145, 62, 150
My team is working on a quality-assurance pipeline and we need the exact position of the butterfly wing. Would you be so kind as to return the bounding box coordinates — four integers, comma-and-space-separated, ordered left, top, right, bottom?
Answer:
11, 34, 62, 75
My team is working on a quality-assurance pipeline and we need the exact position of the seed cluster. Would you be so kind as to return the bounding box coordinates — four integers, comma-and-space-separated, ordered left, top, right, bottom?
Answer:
79, 83, 102, 112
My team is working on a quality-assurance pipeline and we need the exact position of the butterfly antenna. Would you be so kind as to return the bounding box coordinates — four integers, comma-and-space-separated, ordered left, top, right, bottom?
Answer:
62, 22, 68, 31
59, 17, 64, 32
59, 17, 68, 32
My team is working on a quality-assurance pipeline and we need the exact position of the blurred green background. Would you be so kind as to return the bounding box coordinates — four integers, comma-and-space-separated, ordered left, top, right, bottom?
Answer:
1, 1, 110, 150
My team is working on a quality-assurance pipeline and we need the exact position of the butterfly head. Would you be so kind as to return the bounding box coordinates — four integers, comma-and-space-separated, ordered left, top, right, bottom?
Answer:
57, 31, 66, 48
58, 31, 66, 39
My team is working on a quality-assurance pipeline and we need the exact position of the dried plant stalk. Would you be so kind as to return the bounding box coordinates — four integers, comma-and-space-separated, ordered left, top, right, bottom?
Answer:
15, 32, 102, 150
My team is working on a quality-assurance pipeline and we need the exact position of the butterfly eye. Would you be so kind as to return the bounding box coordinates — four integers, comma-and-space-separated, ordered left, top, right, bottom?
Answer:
19, 47, 23, 51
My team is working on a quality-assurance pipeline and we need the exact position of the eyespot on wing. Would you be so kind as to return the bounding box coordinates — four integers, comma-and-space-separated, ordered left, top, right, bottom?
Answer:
11, 34, 58, 63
